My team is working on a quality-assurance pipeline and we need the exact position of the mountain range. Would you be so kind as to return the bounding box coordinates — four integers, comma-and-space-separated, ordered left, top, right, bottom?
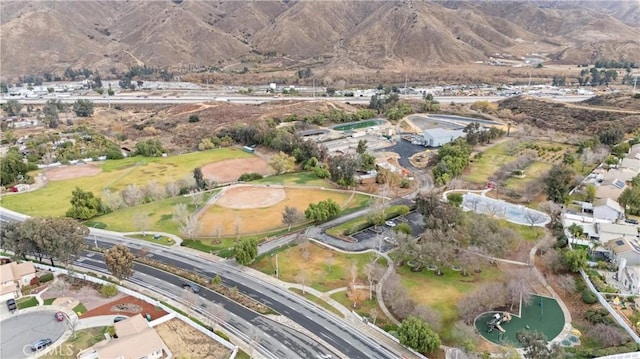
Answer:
1, 0, 639, 81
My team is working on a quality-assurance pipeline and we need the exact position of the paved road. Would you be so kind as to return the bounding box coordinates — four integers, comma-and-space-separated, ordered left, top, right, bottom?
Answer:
77, 252, 337, 359
0, 311, 67, 359
0, 94, 593, 106
0, 207, 399, 359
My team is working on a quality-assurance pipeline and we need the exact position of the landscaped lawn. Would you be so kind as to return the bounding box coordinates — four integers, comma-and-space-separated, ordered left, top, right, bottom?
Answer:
43, 298, 56, 305
198, 188, 370, 237
127, 234, 176, 246
251, 241, 387, 292
0, 148, 250, 217
330, 291, 391, 326
17, 296, 39, 309
499, 220, 545, 241
326, 204, 411, 237
89, 192, 214, 234
73, 303, 87, 315
40, 327, 108, 359
397, 264, 504, 339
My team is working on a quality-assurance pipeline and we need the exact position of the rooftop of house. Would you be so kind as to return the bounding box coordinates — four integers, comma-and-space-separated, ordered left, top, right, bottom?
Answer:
81, 314, 168, 359
0, 261, 36, 283
593, 197, 624, 213
608, 237, 640, 255
597, 223, 638, 236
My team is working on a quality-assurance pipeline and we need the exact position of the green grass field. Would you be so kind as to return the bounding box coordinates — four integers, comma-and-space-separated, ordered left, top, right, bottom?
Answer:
127, 234, 176, 246
0, 148, 251, 217
398, 264, 504, 339
330, 291, 391, 326
255, 172, 332, 187
252, 242, 386, 292
90, 192, 214, 234
17, 296, 39, 309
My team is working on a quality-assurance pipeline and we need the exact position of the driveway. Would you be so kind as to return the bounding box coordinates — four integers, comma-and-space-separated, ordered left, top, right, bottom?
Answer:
0, 310, 67, 359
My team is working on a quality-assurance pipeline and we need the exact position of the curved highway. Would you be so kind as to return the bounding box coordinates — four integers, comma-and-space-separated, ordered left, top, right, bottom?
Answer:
0, 207, 399, 359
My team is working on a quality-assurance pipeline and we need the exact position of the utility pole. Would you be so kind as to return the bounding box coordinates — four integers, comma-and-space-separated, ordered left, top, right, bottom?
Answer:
275, 253, 279, 279
634, 74, 638, 93
312, 79, 316, 99
206, 78, 211, 102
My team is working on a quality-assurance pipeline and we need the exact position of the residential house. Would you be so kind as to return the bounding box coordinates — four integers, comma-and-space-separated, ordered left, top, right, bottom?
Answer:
617, 259, 640, 295
592, 198, 625, 223
608, 237, 640, 266
594, 223, 639, 244
77, 314, 171, 359
422, 128, 466, 147
621, 158, 640, 173
595, 178, 627, 200
603, 168, 637, 184
0, 261, 36, 301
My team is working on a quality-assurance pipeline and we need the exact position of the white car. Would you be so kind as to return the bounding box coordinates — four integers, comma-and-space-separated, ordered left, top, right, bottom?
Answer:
385, 220, 396, 227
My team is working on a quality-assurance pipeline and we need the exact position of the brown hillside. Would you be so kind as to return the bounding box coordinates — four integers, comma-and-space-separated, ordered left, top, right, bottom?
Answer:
1, 1, 639, 80
498, 96, 640, 136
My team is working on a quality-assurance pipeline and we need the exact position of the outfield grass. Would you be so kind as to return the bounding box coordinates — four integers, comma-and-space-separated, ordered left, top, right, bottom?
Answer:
398, 264, 504, 340
89, 192, 214, 234
255, 172, 332, 187
0, 148, 250, 217
41, 327, 108, 359
251, 242, 386, 292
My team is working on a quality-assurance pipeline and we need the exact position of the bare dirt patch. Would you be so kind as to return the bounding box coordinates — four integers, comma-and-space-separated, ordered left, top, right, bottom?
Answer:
155, 318, 231, 359
215, 185, 286, 209
201, 157, 271, 183
45, 165, 103, 181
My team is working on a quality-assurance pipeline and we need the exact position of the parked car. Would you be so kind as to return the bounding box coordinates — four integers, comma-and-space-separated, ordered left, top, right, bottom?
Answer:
6, 298, 17, 312
113, 316, 128, 323
55, 312, 64, 321
625, 219, 639, 225
385, 220, 397, 227
30, 338, 53, 351
182, 282, 201, 293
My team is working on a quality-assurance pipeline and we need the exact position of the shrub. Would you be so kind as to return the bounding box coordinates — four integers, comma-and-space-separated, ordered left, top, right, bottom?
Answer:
582, 291, 597, 304
29, 277, 40, 286
238, 172, 264, 182
214, 330, 229, 341
100, 284, 119, 297
634, 93, 640, 99
188, 115, 200, 123
39, 272, 54, 283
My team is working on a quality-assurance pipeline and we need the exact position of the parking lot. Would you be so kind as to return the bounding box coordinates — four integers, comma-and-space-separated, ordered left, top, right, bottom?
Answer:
0, 310, 67, 358
350, 211, 424, 251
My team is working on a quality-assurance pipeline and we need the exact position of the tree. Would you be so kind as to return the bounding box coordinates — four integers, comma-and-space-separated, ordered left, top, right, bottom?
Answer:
356, 139, 368, 155
193, 167, 206, 190
269, 151, 296, 175
328, 154, 359, 187
398, 316, 441, 354
619, 186, 640, 215
133, 213, 150, 236
188, 114, 200, 123
72, 100, 94, 117
562, 249, 588, 272
347, 288, 368, 308
3, 99, 22, 116
584, 183, 597, 203
567, 223, 584, 240
282, 206, 303, 231
66, 187, 106, 220
598, 128, 624, 146
43, 100, 59, 128
543, 165, 577, 203
411, 305, 443, 332
135, 139, 165, 157
235, 238, 258, 265
517, 330, 564, 359
104, 244, 135, 280
305, 199, 341, 222
295, 272, 309, 294
0, 221, 32, 260
0, 148, 30, 187
121, 184, 144, 207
